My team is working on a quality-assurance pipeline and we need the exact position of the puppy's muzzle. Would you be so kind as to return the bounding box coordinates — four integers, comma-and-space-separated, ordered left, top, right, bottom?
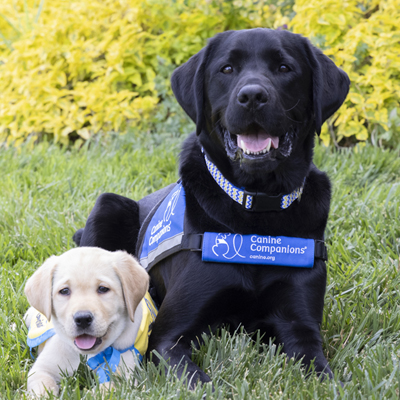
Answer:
74, 311, 94, 329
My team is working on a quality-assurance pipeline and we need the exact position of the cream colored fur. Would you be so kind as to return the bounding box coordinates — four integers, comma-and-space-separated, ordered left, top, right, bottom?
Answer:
24, 247, 149, 397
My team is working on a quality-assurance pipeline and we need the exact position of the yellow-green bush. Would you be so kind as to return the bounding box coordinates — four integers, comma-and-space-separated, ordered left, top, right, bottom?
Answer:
0, 0, 283, 145
291, 0, 400, 147
0, 0, 399, 146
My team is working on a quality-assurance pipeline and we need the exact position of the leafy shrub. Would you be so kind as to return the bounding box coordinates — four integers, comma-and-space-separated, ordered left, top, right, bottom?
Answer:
0, 0, 398, 147
0, 0, 285, 145
291, 0, 400, 147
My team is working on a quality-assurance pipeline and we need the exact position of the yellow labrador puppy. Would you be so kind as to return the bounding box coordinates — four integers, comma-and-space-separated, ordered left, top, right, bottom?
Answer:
24, 247, 157, 396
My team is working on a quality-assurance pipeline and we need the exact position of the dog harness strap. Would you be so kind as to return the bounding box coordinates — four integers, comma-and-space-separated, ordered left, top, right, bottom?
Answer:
180, 233, 328, 266
202, 233, 316, 267
180, 233, 203, 251
202, 149, 304, 211
314, 240, 328, 261
138, 183, 328, 271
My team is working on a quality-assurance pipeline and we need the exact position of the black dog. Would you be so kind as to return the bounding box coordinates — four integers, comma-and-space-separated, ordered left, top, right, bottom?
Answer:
75, 28, 349, 385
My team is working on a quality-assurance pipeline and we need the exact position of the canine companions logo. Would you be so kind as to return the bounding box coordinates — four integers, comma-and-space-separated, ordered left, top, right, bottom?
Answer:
212, 233, 245, 260
163, 187, 180, 223
203, 233, 316, 268
140, 183, 186, 270
148, 186, 181, 246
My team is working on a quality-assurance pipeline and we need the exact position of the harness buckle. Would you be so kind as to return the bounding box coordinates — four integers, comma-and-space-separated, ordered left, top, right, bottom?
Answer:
242, 190, 283, 212
242, 191, 255, 210
181, 234, 203, 252
314, 240, 328, 261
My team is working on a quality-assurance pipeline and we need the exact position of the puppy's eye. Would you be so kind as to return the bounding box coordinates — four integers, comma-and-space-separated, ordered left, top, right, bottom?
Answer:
97, 286, 110, 294
279, 64, 291, 73
221, 65, 233, 74
59, 288, 70, 295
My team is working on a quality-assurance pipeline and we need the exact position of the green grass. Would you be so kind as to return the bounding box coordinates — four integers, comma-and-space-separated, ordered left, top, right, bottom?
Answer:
0, 133, 399, 399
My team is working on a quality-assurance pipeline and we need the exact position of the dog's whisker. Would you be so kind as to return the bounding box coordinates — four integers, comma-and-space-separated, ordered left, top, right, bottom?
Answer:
284, 99, 300, 112
283, 100, 303, 124
209, 115, 227, 137
284, 115, 302, 124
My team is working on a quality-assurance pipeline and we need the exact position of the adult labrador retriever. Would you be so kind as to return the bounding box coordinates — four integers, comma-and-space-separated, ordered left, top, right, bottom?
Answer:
75, 28, 350, 385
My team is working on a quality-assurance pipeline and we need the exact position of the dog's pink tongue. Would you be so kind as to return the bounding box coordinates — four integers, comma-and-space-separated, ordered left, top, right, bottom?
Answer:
75, 334, 97, 350
237, 131, 279, 152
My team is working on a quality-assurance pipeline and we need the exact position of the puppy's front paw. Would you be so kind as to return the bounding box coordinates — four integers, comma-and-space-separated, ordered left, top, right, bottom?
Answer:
91, 381, 115, 398
27, 375, 59, 397
100, 380, 115, 393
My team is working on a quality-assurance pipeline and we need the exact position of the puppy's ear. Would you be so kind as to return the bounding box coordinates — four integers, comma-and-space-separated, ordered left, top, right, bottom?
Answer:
113, 252, 149, 322
171, 48, 208, 136
304, 40, 350, 135
25, 256, 58, 320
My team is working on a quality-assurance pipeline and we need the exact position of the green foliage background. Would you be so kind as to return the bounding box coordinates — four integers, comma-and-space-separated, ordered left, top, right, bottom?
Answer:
0, 0, 399, 147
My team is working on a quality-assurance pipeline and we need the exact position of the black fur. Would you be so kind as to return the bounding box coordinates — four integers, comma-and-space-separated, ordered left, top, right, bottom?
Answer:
77, 193, 140, 256
76, 29, 349, 385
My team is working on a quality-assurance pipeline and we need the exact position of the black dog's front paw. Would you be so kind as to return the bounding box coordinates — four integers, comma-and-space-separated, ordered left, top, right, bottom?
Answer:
149, 340, 212, 390
75, 192, 140, 254
73, 228, 84, 246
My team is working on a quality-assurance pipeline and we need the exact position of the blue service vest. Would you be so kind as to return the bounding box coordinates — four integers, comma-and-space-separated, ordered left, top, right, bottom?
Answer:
138, 183, 327, 271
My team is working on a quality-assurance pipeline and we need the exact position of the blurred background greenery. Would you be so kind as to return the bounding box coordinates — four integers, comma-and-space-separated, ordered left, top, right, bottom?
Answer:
0, 0, 399, 148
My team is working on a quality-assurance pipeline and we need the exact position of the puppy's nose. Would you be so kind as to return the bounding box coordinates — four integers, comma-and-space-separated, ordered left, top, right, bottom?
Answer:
73, 311, 94, 329
237, 84, 268, 109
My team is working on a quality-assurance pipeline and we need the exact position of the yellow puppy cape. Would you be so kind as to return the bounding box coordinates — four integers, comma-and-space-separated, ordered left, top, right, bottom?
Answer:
27, 311, 55, 356
133, 292, 158, 355
27, 292, 158, 383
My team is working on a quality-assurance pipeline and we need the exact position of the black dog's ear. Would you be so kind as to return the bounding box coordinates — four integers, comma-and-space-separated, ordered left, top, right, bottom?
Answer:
304, 41, 350, 135
171, 48, 208, 136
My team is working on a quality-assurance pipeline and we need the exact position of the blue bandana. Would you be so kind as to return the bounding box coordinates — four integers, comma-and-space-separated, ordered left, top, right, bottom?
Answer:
87, 344, 142, 384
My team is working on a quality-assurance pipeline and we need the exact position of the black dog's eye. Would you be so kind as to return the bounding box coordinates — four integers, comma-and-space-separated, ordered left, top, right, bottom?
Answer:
221, 65, 233, 74
97, 286, 110, 294
279, 64, 291, 73
59, 288, 70, 295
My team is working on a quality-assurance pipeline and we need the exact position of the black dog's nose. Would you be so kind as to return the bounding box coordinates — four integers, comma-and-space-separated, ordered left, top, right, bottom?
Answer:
237, 84, 268, 109
74, 311, 94, 329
